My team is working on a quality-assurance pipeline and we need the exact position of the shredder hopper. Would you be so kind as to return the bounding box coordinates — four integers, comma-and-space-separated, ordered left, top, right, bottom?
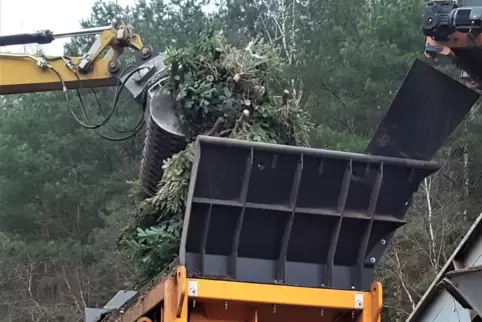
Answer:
179, 136, 440, 292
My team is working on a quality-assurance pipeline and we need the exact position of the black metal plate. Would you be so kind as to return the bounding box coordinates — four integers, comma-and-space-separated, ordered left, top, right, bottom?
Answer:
180, 136, 440, 291
366, 58, 480, 160
453, 47, 482, 85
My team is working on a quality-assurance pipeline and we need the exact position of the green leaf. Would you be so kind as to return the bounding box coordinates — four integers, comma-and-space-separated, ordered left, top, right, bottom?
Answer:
137, 228, 147, 237
224, 87, 232, 98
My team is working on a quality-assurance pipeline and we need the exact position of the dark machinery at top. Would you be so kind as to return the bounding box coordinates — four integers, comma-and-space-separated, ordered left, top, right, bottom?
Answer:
423, 1, 482, 40
422, 0, 482, 87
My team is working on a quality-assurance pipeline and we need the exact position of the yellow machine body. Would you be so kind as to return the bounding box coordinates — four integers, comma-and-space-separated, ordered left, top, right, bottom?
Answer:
106, 266, 382, 322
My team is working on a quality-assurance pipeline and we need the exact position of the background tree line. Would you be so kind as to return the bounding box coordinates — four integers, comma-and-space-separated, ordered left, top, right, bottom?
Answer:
1, 0, 481, 321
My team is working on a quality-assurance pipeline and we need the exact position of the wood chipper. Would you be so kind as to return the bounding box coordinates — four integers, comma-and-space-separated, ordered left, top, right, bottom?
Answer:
89, 134, 439, 322
0, 18, 481, 322
84, 56, 481, 322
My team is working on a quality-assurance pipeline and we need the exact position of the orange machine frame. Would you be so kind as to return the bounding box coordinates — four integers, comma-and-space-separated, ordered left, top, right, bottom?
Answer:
424, 32, 482, 88
109, 266, 382, 322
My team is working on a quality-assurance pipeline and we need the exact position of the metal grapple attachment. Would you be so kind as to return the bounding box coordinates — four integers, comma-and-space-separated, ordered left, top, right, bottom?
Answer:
139, 90, 187, 198
179, 136, 439, 291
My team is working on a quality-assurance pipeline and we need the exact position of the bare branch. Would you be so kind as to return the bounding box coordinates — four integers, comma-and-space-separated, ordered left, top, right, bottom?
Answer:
423, 177, 437, 269
394, 248, 415, 310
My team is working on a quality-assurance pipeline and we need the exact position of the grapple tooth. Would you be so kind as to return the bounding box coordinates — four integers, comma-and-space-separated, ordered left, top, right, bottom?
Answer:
366, 58, 480, 160
139, 91, 187, 199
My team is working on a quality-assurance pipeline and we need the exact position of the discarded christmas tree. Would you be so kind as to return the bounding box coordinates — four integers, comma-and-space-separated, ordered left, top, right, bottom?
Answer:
121, 31, 315, 285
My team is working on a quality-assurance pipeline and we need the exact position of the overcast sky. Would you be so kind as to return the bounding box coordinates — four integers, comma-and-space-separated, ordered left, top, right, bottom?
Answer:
0, 0, 135, 55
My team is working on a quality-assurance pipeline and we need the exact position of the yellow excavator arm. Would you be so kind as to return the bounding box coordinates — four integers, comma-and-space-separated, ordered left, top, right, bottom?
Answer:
0, 22, 187, 198
0, 22, 152, 95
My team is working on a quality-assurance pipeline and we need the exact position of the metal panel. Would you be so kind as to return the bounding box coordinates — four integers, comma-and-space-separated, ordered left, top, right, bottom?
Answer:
85, 290, 138, 322
406, 212, 482, 322
412, 289, 471, 322
122, 53, 167, 101
366, 59, 480, 160
103, 291, 138, 310
457, 0, 482, 6
86, 308, 109, 322
180, 136, 439, 291
445, 266, 482, 317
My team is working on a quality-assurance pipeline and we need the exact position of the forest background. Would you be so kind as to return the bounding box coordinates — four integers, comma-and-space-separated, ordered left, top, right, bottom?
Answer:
1, 0, 481, 321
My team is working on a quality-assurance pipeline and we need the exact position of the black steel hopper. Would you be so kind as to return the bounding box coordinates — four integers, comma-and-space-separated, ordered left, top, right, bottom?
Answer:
179, 136, 440, 291
365, 58, 480, 161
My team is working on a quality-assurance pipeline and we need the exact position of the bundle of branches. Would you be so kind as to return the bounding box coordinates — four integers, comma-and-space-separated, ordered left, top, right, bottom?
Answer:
121, 31, 314, 286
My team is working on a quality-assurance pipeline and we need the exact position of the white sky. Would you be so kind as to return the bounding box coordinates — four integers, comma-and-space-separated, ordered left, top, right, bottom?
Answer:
0, 0, 135, 55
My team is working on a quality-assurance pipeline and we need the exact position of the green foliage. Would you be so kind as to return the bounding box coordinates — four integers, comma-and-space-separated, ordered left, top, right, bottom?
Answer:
121, 33, 315, 282
121, 145, 195, 285
124, 222, 181, 282
312, 124, 369, 153
150, 143, 195, 214
240, 100, 313, 146
164, 34, 288, 137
